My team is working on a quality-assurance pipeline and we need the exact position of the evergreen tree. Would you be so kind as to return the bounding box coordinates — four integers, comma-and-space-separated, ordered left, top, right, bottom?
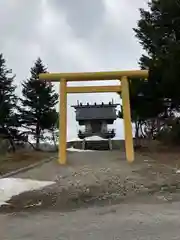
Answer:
134, 0, 180, 108
123, 0, 180, 141
0, 53, 19, 151
20, 58, 58, 150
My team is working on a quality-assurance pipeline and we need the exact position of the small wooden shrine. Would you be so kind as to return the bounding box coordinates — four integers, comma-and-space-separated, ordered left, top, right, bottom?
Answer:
72, 100, 119, 142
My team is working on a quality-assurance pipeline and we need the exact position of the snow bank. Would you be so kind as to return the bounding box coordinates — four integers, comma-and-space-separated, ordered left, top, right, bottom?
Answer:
67, 136, 122, 142
67, 147, 94, 152
85, 136, 106, 141
67, 138, 82, 142
0, 178, 55, 206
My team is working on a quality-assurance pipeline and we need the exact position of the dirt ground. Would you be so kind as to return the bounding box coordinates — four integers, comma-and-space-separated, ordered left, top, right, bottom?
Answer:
2, 146, 180, 213
0, 151, 56, 176
2, 201, 180, 240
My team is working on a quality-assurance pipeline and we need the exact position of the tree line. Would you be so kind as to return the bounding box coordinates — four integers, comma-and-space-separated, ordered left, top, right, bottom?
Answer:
119, 0, 180, 146
0, 55, 58, 151
2, 0, 180, 151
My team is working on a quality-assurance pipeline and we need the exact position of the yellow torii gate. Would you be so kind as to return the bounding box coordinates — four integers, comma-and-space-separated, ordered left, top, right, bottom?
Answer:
39, 70, 148, 165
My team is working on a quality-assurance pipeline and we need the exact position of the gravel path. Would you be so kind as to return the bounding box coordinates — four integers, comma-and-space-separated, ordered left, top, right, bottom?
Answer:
1, 150, 180, 212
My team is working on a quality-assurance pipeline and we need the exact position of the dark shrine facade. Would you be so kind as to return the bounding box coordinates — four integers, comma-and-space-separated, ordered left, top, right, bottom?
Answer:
72, 100, 119, 139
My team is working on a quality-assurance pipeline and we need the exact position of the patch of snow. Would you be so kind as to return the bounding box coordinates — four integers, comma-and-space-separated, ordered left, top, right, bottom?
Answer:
0, 178, 55, 206
67, 147, 94, 152
85, 136, 123, 141
176, 169, 180, 173
68, 138, 82, 142
67, 135, 123, 143
85, 136, 106, 141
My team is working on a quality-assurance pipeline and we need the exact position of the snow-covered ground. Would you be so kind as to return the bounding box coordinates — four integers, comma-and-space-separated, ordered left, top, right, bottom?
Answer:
68, 136, 108, 142
67, 135, 127, 143
0, 178, 55, 206
67, 147, 94, 152
85, 136, 108, 141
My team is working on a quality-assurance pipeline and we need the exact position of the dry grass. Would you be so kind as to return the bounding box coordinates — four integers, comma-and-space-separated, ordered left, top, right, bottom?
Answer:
0, 150, 56, 175
137, 140, 180, 169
